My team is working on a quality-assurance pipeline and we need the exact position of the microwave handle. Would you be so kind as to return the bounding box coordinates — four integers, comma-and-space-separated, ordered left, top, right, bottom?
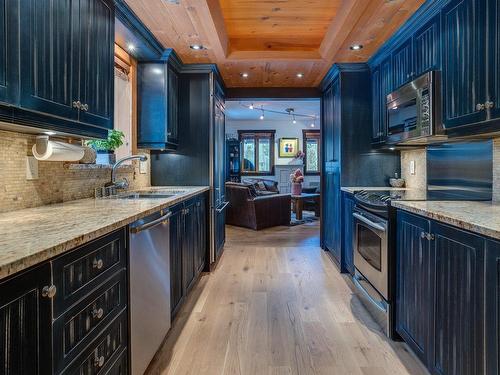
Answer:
353, 212, 386, 232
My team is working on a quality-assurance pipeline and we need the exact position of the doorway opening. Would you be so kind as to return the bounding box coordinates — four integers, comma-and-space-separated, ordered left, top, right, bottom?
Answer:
223, 99, 321, 241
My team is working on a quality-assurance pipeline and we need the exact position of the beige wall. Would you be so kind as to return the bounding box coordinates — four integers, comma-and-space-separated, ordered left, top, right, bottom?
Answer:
0, 130, 150, 213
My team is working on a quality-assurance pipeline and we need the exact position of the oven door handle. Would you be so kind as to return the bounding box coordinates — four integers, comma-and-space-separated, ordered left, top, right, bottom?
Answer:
353, 274, 387, 314
353, 212, 386, 232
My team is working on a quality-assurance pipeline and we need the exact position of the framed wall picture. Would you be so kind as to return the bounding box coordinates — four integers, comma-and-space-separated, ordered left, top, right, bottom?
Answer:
279, 138, 299, 158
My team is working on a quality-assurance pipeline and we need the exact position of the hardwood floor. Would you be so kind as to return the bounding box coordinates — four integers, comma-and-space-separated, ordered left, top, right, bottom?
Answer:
147, 221, 428, 375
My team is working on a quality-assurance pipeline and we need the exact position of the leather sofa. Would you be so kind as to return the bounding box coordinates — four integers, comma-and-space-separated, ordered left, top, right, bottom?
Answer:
241, 178, 279, 196
225, 182, 291, 230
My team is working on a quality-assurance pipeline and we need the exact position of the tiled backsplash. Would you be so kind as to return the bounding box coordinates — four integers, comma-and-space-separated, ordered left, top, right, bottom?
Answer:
0, 130, 150, 213
401, 138, 500, 202
400, 149, 427, 189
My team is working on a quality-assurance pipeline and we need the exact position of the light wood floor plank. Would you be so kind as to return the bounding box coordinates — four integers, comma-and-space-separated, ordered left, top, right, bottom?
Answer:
147, 221, 429, 375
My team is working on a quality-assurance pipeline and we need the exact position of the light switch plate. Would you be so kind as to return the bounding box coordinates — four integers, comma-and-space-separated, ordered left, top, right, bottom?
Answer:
26, 156, 39, 180
139, 160, 148, 174
410, 160, 416, 175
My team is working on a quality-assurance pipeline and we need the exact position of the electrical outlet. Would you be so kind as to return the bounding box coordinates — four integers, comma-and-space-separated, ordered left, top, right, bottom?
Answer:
139, 160, 148, 174
26, 156, 39, 180
410, 160, 416, 175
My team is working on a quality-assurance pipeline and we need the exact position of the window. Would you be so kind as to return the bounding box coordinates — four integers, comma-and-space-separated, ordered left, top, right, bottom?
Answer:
238, 130, 275, 175
303, 130, 320, 175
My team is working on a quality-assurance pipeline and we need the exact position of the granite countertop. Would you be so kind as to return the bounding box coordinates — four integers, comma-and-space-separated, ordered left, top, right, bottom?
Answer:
391, 201, 500, 241
0, 186, 209, 280
341, 186, 412, 194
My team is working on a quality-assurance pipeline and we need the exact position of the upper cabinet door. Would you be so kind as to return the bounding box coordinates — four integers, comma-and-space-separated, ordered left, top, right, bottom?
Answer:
20, 0, 79, 121
77, 0, 114, 129
392, 39, 413, 89
413, 15, 441, 76
371, 67, 382, 143
379, 57, 392, 141
167, 66, 179, 145
0, 0, 19, 104
442, 0, 487, 128
488, 0, 500, 121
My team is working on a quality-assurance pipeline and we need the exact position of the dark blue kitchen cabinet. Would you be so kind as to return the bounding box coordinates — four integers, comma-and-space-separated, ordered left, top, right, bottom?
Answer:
0, 0, 114, 138
341, 192, 355, 275
396, 211, 433, 367
392, 39, 413, 89
432, 221, 485, 375
413, 15, 441, 76
379, 57, 392, 141
0, 263, 52, 375
138, 54, 180, 150
441, 0, 487, 129
0, 0, 19, 105
488, 0, 500, 121
20, 0, 79, 122
371, 67, 382, 143
77, 0, 115, 129
485, 240, 500, 375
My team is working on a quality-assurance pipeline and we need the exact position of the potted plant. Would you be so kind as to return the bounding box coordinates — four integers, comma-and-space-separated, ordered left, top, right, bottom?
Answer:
86, 130, 125, 164
290, 168, 304, 195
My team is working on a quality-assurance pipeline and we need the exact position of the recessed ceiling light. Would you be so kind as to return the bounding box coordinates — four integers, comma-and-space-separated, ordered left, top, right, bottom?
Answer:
350, 44, 363, 50
152, 68, 163, 75
44, 131, 56, 136
240, 72, 249, 78
127, 43, 136, 52
296, 73, 304, 78
310, 123, 315, 128
389, 147, 396, 151
190, 44, 205, 50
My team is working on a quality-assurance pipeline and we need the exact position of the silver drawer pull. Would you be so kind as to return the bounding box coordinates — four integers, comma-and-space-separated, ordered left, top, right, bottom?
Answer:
94, 355, 105, 368
92, 307, 104, 319
93, 259, 104, 270
41, 285, 57, 299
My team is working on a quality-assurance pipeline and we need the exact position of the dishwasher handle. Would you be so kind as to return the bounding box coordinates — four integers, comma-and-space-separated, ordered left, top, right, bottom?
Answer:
130, 211, 172, 234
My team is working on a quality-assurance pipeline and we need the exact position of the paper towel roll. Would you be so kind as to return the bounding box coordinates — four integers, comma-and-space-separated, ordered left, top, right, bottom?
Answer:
32, 136, 85, 162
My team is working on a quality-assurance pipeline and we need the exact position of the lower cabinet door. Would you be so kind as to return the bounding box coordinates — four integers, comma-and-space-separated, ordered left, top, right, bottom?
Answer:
432, 222, 485, 375
0, 263, 52, 375
194, 196, 207, 275
169, 203, 184, 317
183, 200, 196, 293
342, 193, 355, 275
485, 240, 500, 375
396, 211, 433, 366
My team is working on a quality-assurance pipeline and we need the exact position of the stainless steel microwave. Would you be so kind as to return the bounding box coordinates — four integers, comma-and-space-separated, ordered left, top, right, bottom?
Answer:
386, 71, 445, 145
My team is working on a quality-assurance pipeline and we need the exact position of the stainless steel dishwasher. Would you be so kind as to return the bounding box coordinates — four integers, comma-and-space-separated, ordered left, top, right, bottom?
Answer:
129, 209, 172, 375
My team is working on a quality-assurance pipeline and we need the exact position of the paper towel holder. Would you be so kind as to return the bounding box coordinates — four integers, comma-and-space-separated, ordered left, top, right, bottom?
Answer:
32, 135, 85, 162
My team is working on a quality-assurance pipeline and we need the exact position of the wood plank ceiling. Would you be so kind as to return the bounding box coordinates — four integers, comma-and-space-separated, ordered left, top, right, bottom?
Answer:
123, 0, 425, 88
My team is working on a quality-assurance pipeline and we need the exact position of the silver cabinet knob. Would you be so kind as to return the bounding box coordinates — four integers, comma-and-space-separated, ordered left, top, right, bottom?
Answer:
92, 307, 104, 319
72, 101, 82, 110
81, 103, 89, 112
476, 103, 485, 111
92, 259, 104, 270
41, 285, 57, 298
485, 101, 495, 110
420, 231, 435, 241
94, 355, 105, 368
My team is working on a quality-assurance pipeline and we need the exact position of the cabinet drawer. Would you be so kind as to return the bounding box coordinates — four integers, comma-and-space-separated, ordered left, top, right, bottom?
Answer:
105, 348, 128, 375
52, 229, 127, 317
53, 271, 127, 374
61, 311, 128, 375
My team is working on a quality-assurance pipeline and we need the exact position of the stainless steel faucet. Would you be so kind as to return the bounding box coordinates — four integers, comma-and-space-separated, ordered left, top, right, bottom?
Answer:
111, 154, 148, 189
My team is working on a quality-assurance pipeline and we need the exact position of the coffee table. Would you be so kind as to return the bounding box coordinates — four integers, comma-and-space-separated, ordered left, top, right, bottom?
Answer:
291, 193, 320, 220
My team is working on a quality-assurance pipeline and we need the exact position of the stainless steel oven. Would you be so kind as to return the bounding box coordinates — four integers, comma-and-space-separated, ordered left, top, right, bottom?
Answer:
386, 71, 444, 145
353, 206, 388, 300
352, 205, 391, 336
